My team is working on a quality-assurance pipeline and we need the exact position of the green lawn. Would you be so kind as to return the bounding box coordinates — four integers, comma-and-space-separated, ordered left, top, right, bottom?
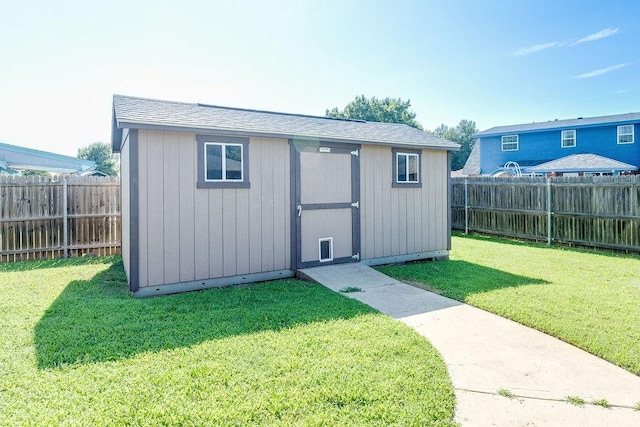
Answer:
0, 257, 455, 426
377, 234, 640, 375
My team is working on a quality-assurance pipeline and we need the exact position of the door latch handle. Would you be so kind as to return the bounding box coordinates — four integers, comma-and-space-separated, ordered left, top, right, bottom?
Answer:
297, 205, 302, 217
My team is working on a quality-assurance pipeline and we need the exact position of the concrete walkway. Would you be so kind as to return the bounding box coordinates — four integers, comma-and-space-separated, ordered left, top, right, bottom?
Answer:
298, 263, 640, 426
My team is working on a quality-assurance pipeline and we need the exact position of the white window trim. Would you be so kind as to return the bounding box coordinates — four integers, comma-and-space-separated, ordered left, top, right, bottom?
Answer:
395, 152, 420, 183
617, 125, 634, 144
204, 142, 244, 182
501, 135, 519, 151
561, 129, 576, 148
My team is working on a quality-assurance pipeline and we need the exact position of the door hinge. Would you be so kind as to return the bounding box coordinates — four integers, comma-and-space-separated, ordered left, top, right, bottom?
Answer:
351, 201, 359, 208
351, 149, 359, 157
352, 253, 360, 261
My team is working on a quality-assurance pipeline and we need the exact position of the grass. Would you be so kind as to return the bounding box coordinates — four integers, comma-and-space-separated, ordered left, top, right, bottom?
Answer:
634, 402, 640, 411
566, 396, 586, 406
0, 257, 456, 426
497, 389, 516, 399
339, 286, 363, 293
377, 234, 640, 375
591, 398, 611, 408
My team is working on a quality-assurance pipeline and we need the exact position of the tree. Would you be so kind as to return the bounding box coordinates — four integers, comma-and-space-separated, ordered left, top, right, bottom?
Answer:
77, 142, 119, 176
326, 95, 423, 129
432, 119, 478, 171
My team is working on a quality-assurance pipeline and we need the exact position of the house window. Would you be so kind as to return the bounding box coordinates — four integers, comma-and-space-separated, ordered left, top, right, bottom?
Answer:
502, 135, 519, 151
561, 130, 576, 148
197, 135, 250, 188
618, 125, 634, 144
392, 148, 422, 187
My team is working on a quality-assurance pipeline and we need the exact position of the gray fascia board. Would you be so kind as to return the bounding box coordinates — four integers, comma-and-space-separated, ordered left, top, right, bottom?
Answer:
111, 110, 123, 153
116, 121, 460, 151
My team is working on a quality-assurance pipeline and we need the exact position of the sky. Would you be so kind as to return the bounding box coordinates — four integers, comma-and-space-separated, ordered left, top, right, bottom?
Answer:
1, 0, 638, 156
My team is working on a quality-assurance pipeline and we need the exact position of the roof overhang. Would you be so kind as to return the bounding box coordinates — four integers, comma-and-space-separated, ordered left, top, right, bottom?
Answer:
113, 119, 461, 151
475, 118, 640, 138
0, 142, 96, 175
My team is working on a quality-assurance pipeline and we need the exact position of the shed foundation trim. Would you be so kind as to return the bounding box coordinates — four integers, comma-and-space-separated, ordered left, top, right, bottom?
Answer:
360, 250, 449, 267
132, 269, 296, 298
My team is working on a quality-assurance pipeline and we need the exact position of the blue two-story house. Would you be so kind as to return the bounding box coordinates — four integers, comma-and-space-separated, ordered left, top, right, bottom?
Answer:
471, 112, 640, 176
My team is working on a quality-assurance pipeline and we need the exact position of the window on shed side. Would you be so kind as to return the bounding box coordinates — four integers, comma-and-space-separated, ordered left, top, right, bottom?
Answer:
396, 152, 419, 183
391, 148, 422, 188
501, 135, 519, 151
205, 143, 243, 181
617, 125, 634, 144
561, 130, 576, 148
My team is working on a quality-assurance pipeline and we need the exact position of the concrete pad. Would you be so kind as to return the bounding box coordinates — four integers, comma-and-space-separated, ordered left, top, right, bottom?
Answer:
455, 390, 640, 427
299, 263, 640, 426
298, 262, 401, 291
343, 282, 461, 318
299, 263, 460, 317
400, 303, 640, 408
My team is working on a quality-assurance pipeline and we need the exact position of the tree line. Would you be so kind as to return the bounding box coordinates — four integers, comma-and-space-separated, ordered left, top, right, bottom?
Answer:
326, 95, 477, 171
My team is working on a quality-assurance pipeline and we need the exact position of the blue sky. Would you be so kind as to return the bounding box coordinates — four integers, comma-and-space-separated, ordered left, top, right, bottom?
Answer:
1, 0, 638, 156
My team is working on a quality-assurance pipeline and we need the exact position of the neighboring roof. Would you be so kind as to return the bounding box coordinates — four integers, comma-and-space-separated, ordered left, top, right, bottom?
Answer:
461, 139, 481, 175
475, 112, 640, 137
0, 142, 96, 175
525, 153, 638, 174
111, 95, 459, 152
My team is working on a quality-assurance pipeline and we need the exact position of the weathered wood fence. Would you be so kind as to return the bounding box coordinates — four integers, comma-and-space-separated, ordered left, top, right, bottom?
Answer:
452, 176, 640, 252
0, 176, 120, 262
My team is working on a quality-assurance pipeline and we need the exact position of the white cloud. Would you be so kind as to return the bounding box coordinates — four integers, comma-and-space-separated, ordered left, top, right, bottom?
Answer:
512, 41, 562, 56
574, 63, 627, 79
571, 28, 620, 45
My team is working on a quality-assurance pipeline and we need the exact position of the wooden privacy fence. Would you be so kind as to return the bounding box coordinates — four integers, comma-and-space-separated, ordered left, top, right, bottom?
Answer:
0, 176, 120, 262
452, 175, 640, 252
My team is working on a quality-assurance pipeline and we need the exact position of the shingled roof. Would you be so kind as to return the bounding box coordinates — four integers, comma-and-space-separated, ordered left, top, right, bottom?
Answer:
526, 153, 638, 174
475, 112, 640, 137
111, 95, 459, 152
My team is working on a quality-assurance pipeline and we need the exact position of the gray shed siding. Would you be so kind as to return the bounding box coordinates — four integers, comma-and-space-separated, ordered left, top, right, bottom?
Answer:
135, 130, 291, 289
360, 146, 449, 259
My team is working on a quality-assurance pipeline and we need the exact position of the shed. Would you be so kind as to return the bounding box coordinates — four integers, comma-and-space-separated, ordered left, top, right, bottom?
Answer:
111, 95, 459, 297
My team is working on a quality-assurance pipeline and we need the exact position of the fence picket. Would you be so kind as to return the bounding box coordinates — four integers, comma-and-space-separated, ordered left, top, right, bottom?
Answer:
0, 176, 120, 262
452, 176, 640, 253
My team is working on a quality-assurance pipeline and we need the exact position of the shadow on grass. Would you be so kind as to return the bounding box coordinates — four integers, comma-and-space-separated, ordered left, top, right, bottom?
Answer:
452, 232, 640, 260
376, 259, 548, 301
34, 260, 374, 369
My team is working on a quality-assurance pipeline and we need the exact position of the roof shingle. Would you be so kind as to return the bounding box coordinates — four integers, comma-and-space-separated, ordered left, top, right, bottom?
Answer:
112, 95, 459, 151
475, 112, 640, 137
525, 153, 638, 173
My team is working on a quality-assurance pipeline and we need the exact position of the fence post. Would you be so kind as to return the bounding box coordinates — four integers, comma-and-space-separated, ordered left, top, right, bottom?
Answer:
546, 178, 552, 246
464, 178, 469, 234
63, 177, 68, 258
